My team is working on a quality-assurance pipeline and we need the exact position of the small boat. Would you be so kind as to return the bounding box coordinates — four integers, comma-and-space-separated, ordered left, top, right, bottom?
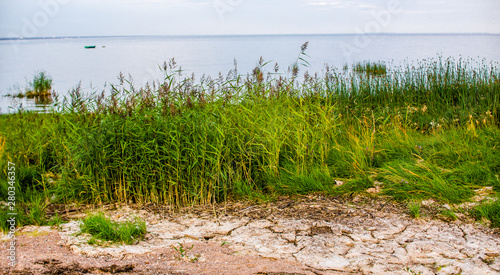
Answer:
84, 45, 96, 49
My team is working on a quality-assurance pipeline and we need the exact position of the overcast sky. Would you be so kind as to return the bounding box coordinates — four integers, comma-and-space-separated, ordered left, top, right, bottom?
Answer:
0, 0, 499, 38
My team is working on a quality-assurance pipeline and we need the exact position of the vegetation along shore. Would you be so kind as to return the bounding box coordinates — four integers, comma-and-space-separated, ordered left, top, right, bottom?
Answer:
1, 44, 499, 233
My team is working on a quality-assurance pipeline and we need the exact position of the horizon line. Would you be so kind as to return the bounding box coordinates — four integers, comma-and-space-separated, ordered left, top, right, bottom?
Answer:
1, 32, 499, 40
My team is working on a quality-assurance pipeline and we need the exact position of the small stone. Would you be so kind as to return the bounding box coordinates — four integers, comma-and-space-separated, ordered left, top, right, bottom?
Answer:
437, 265, 462, 275
248, 220, 274, 229
489, 258, 500, 271
309, 226, 333, 236
70, 245, 81, 254
341, 228, 354, 234
316, 255, 350, 270
367, 187, 380, 194
421, 199, 436, 206
485, 252, 499, 258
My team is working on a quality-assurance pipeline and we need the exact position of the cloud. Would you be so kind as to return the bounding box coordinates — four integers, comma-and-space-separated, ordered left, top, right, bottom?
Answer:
303, 0, 349, 10
0, 0, 498, 37
307, 1, 342, 7
121, 0, 212, 7
302, 0, 398, 14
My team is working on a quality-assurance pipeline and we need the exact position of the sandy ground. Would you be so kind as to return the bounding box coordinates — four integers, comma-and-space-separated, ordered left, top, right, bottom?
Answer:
1, 195, 499, 275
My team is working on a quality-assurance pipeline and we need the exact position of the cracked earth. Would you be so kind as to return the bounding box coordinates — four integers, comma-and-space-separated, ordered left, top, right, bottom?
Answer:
1, 195, 500, 274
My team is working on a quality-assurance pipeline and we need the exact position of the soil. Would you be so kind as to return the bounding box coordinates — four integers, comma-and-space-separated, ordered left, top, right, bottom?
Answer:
1, 194, 499, 275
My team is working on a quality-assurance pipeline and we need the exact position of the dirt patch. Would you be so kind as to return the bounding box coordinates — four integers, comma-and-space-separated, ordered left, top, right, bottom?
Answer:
1, 195, 500, 274
33, 259, 134, 274
0, 229, 312, 274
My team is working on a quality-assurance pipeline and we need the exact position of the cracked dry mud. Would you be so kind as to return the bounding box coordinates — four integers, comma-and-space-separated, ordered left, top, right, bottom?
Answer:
1, 195, 500, 274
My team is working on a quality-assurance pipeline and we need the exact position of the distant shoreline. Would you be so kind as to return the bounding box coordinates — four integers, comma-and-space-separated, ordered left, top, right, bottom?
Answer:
1, 32, 499, 41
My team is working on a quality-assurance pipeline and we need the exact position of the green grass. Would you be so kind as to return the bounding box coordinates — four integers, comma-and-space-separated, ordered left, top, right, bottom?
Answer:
472, 199, 500, 228
78, 212, 146, 245
0, 48, 500, 228
48, 213, 66, 229
0, 193, 50, 232
440, 209, 458, 221
408, 200, 421, 218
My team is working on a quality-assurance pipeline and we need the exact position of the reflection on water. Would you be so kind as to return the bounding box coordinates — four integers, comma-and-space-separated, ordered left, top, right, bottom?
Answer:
26, 92, 55, 105
1, 94, 55, 114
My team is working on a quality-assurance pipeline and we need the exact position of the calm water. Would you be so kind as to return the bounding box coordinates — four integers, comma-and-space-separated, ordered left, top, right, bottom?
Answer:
1, 34, 500, 113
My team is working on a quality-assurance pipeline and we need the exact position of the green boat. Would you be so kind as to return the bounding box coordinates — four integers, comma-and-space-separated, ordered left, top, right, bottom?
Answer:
84, 45, 96, 49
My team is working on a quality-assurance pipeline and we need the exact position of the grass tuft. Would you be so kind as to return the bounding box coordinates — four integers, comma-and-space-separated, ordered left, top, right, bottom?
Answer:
472, 199, 500, 228
440, 209, 457, 221
408, 200, 421, 218
79, 212, 146, 245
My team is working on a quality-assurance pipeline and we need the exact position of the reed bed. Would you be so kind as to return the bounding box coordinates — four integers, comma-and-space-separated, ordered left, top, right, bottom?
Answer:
1, 52, 499, 228
7, 70, 55, 104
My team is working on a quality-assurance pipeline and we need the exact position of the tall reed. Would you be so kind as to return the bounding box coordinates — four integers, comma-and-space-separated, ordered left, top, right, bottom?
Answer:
0, 53, 499, 210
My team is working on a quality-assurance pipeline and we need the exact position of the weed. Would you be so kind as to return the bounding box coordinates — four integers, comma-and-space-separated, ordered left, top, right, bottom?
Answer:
404, 267, 422, 275
440, 209, 457, 221
48, 213, 66, 229
78, 212, 146, 245
23, 195, 49, 226
408, 201, 421, 218
173, 243, 199, 262
0, 208, 14, 233
290, 41, 310, 77
472, 199, 500, 228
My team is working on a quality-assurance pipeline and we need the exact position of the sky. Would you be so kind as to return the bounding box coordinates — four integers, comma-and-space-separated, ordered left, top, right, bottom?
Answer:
0, 0, 499, 38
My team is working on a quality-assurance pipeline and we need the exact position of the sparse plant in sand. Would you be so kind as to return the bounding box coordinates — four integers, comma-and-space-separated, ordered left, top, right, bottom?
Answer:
173, 242, 199, 262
